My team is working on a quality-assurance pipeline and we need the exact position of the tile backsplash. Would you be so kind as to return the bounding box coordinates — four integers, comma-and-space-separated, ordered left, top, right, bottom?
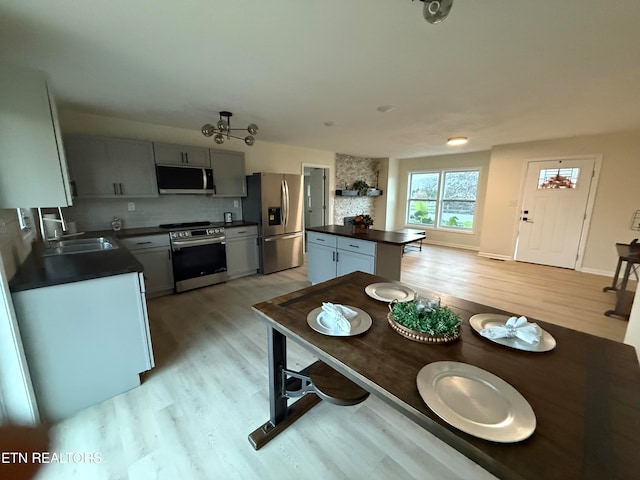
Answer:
66, 196, 243, 231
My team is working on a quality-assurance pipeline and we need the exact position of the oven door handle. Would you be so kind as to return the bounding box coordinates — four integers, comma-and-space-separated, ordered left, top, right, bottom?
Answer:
172, 237, 226, 248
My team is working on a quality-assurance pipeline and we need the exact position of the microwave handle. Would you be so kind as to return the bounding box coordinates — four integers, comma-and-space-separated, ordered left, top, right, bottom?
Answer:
203, 168, 216, 194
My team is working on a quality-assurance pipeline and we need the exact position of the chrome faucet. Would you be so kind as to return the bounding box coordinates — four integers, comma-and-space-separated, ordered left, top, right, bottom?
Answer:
37, 207, 68, 243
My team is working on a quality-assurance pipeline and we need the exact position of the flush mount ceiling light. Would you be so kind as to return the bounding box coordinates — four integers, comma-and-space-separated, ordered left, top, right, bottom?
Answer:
202, 111, 258, 146
376, 105, 395, 113
412, 0, 454, 24
447, 136, 468, 146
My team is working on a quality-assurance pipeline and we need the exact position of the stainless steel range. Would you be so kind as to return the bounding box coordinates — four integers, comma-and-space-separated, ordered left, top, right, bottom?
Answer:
160, 221, 227, 292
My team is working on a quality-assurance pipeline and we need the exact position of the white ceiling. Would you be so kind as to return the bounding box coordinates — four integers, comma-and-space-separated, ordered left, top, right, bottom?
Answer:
1, 0, 639, 158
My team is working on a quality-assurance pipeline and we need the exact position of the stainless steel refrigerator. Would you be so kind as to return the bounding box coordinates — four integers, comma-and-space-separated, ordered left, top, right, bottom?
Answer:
242, 172, 304, 274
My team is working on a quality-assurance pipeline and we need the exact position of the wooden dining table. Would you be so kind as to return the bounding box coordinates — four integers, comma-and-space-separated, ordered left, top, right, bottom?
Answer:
248, 271, 640, 479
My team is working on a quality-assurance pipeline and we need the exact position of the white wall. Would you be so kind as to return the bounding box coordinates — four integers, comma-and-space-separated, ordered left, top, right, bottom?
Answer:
480, 130, 640, 272
59, 110, 335, 177
393, 151, 492, 250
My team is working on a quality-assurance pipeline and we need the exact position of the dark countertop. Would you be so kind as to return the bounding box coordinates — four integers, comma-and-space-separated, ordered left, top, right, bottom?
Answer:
104, 220, 258, 239
9, 236, 143, 293
306, 225, 426, 246
9, 220, 259, 293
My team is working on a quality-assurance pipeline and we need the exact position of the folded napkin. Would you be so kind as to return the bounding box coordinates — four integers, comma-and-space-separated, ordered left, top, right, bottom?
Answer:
321, 302, 357, 334
480, 316, 542, 344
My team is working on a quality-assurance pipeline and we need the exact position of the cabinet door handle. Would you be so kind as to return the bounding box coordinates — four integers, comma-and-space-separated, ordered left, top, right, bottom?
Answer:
349, 244, 360, 248
119, 183, 124, 195
180, 152, 185, 163
316, 238, 325, 242
185, 152, 189, 164
237, 230, 247, 234
332, 251, 335, 262
136, 241, 153, 245
336, 251, 339, 262
113, 183, 118, 194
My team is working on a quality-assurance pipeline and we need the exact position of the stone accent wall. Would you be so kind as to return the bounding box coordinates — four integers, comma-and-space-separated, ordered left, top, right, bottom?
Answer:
334, 154, 380, 225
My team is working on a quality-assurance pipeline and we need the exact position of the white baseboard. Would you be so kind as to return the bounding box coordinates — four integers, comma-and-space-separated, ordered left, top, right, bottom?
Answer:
578, 267, 614, 278
477, 251, 513, 261
423, 240, 480, 252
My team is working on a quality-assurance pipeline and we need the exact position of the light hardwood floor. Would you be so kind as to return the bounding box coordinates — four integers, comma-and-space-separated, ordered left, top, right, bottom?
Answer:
36, 246, 633, 480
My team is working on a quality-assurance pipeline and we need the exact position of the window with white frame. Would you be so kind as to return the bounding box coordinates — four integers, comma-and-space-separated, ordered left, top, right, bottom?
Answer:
406, 169, 480, 230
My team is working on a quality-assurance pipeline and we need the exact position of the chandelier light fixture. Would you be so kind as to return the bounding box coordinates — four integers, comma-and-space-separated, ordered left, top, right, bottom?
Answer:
413, 0, 454, 24
201, 111, 259, 146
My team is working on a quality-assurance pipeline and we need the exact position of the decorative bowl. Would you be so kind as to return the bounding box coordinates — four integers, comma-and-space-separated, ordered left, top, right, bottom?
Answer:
387, 300, 461, 344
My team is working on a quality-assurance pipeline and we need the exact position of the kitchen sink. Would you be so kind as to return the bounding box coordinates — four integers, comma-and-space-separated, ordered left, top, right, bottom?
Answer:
42, 236, 119, 256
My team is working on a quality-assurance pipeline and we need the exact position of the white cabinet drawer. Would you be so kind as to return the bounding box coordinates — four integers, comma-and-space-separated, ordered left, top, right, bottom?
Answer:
307, 232, 338, 248
120, 234, 170, 250
225, 225, 258, 239
337, 236, 376, 256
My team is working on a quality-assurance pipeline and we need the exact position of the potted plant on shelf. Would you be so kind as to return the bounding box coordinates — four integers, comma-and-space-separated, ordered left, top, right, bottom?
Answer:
351, 180, 370, 196
349, 214, 373, 233
387, 297, 461, 343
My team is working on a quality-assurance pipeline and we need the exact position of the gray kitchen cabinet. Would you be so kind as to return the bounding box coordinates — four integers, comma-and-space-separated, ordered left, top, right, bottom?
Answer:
225, 226, 259, 278
0, 66, 73, 208
11, 272, 154, 421
153, 142, 210, 167
64, 135, 158, 198
210, 150, 247, 196
306, 232, 376, 284
120, 234, 174, 297
307, 239, 337, 284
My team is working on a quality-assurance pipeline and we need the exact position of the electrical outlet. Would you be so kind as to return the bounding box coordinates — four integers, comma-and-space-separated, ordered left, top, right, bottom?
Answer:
128, 202, 135, 211
234, 200, 239, 208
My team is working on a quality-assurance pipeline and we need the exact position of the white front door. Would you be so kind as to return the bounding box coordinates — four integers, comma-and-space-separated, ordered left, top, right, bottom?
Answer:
515, 158, 596, 269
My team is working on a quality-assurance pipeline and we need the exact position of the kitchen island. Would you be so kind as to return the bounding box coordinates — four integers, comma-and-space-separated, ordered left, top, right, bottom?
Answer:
306, 225, 425, 284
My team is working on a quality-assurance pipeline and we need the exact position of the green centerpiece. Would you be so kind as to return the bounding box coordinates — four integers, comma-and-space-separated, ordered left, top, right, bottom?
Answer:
388, 297, 461, 343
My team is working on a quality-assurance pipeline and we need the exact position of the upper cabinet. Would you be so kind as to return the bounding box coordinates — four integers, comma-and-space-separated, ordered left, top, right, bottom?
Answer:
152, 142, 210, 167
0, 66, 73, 208
210, 150, 247, 197
64, 135, 158, 198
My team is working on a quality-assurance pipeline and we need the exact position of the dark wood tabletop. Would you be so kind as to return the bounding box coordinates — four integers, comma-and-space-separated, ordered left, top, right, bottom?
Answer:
252, 271, 640, 480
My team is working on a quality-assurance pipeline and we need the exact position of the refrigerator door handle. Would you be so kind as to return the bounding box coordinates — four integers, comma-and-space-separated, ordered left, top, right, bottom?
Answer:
281, 179, 289, 226
264, 232, 303, 242
284, 179, 290, 227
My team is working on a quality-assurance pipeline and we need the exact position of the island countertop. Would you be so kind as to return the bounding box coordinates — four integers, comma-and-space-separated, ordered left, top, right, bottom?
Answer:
306, 225, 425, 246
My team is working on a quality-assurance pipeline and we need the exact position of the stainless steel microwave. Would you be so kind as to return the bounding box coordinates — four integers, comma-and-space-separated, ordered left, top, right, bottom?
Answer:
156, 165, 214, 194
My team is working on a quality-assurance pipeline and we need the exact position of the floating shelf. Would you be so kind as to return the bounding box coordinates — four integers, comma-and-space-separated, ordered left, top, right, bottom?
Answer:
336, 189, 383, 197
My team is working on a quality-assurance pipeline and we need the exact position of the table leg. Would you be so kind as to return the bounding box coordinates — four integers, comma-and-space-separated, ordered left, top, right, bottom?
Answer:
605, 261, 634, 319
603, 257, 624, 292
248, 326, 321, 450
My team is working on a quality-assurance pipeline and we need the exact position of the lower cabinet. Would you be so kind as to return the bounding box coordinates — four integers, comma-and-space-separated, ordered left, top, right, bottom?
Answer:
120, 234, 174, 297
225, 226, 259, 278
307, 232, 376, 284
11, 272, 154, 421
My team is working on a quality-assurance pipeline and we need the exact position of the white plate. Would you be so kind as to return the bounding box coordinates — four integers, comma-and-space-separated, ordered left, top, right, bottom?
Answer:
365, 283, 416, 302
469, 314, 556, 352
417, 361, 536, 443
307, 306, 372, 336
